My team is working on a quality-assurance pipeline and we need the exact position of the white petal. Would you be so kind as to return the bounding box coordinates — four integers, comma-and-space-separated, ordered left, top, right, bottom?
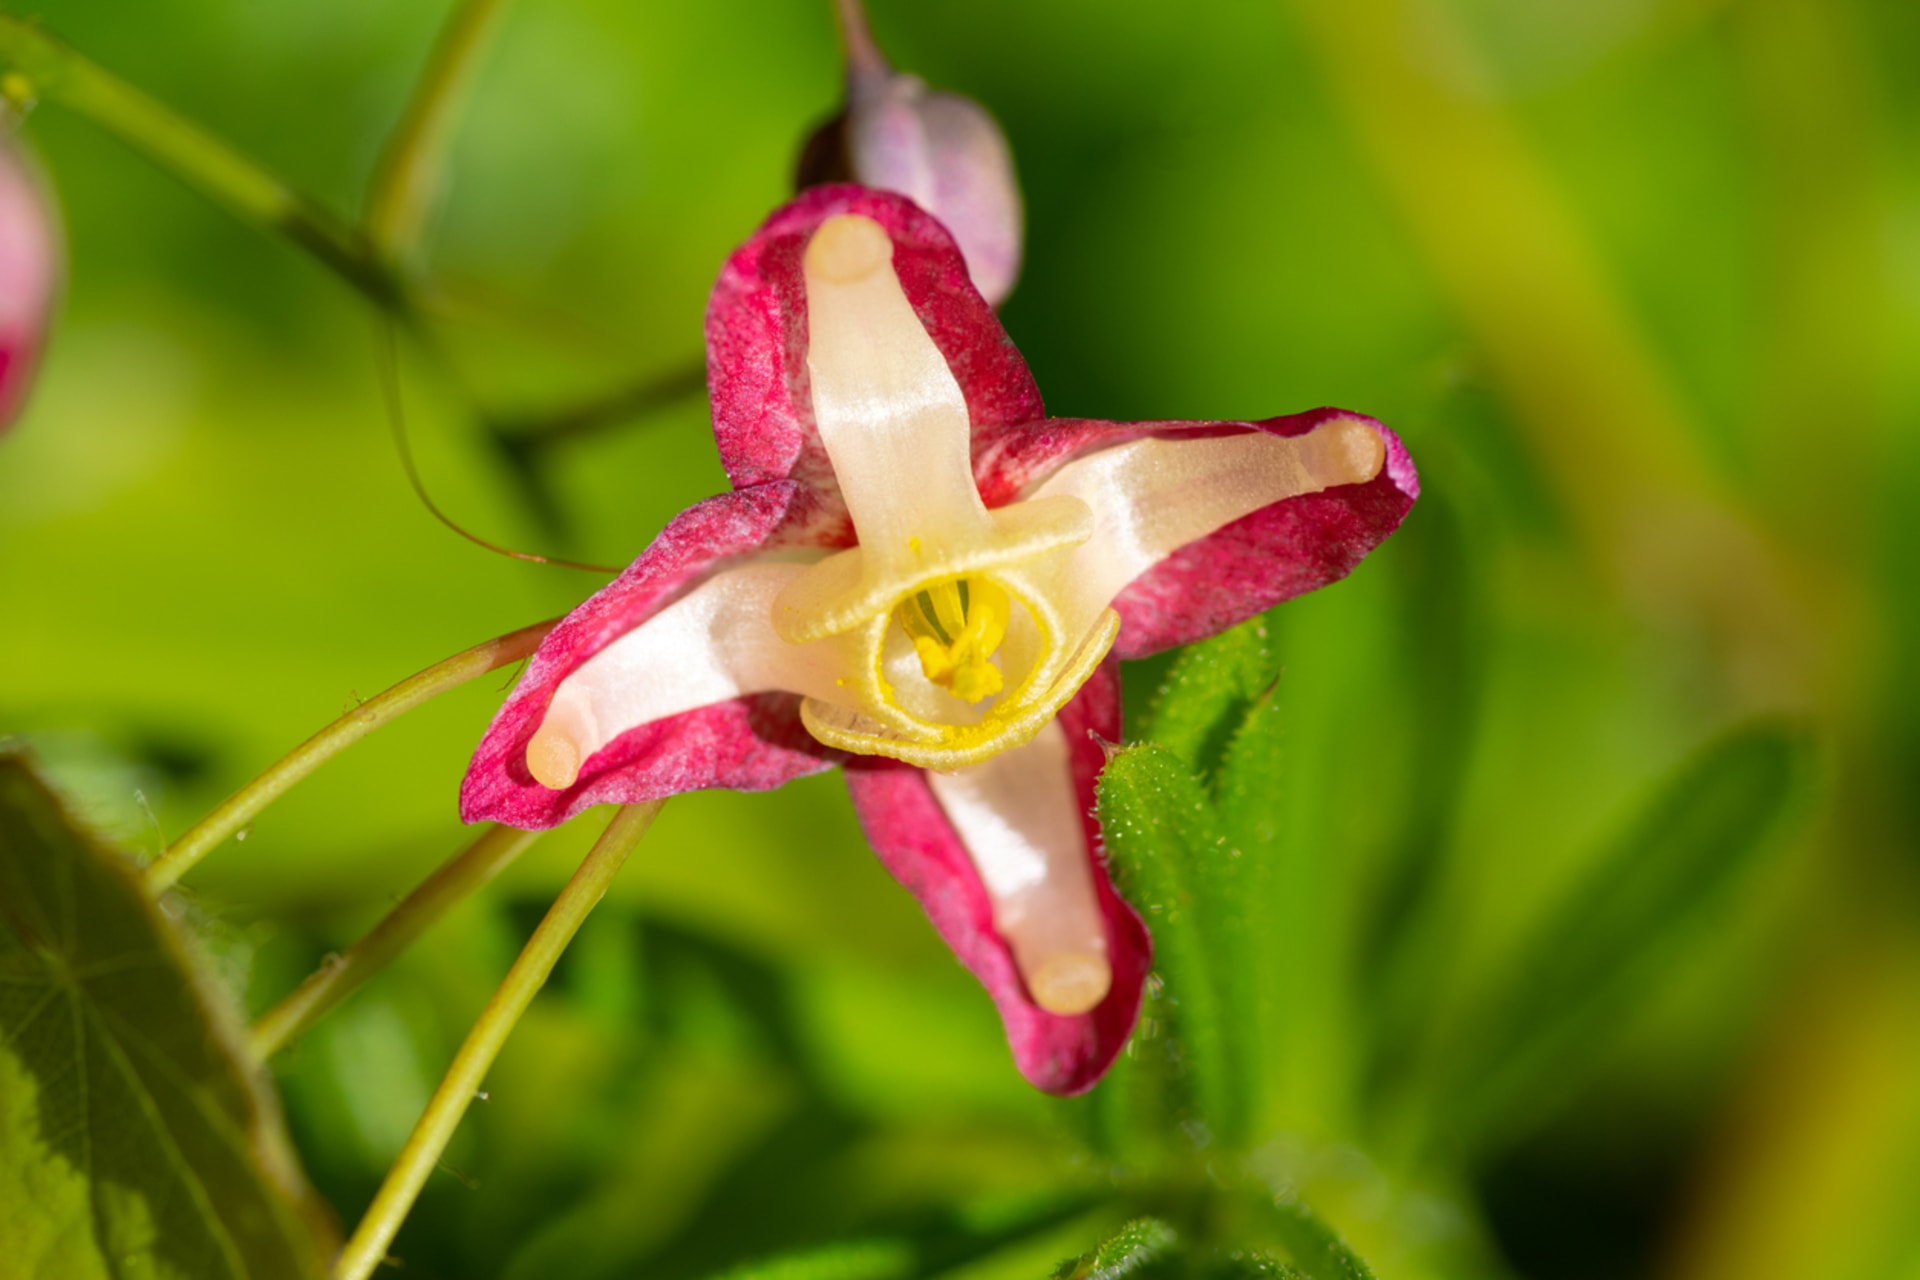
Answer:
803, 214, 993, 576
927, 720, 1111, 1015
527, 559, 853, 789
1027, 416, 1387, 637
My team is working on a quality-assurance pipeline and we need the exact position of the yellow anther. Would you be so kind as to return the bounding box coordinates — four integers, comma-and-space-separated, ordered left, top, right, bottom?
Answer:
896, 577, 1010, 704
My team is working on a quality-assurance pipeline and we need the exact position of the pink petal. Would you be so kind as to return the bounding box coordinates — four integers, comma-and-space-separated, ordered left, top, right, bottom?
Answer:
842, 661, 1149, 1095
461, 483, 838, 830
976, 407, 1419, 658
705, 184, 1044, 504
0, 143, 59, 433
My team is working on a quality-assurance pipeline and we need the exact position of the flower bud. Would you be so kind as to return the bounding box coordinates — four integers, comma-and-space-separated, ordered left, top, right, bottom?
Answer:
798, 0, 1023, 306
0, 136, 58, 433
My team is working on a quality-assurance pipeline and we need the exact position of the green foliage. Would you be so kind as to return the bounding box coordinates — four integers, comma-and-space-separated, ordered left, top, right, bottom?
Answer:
1429, 721, 1815, 1151
1052, 1217, 1180, 1280
1097, 743, 1245, 1146
0, 753, 335, 1280
1264, 1200, 1376, 1280
707, 1238, 917, 1280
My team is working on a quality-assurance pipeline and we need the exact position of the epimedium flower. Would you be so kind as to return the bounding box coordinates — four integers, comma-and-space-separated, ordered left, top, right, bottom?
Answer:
462, 185, 1418, 1094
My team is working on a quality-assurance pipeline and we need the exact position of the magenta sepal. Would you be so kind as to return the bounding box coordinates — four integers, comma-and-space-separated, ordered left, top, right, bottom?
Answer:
844, 662, 1148, 1095
459, 483, 838, 831
706, 184, 1043, 507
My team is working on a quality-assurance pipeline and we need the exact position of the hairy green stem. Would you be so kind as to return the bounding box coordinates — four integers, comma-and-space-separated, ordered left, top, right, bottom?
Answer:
249, 823, 542, 1061
145, 619, 557, 894
0, 17, 400, 306
332, 802, 660, 1280
366, 0, 513, 262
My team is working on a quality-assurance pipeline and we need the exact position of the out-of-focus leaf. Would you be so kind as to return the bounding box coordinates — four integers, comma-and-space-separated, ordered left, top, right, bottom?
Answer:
1205, 1254, 1308, 1279
1438, 721, 1814, 1148
1134, 617, 1281, 786
1264, 1200, 1377, 1280
706, 1237, 916, 1280
0, 753, 335, 1280
1358, 494, 1483, 1006
1096, 744, 1247, 1144
1052, 1216, 1179, 1280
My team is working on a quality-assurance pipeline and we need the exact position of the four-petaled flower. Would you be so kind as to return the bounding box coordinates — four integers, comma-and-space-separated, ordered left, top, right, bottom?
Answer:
462, 185, 1418, 1094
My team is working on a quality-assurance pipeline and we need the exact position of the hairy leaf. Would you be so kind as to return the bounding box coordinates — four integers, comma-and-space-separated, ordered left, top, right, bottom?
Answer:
1135, 617, 1281, 787
0, 754, 335, 1280
1096, 745, 1247, 1143
1052, 1216, 1179, 1280
1265, 1199, 1376, 1280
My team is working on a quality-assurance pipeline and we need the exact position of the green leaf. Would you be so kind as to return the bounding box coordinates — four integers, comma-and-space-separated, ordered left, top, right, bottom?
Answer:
0, 753, 336, 1280
1265, 1200, 1377, 1280
1440, 721, 1814, 1147
706, 1238, 917, 1280
1095, 745, 1248, 1144
1134, 617, 1281, 786
1205, 1254, 1308, 1279
1052, 1217, 1179, 1280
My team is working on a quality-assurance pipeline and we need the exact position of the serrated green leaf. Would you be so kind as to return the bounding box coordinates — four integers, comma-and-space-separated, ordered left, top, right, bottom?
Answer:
1135, 617, 1281, 786
1265, 1200, 1376, 1280
0, 754, 336, 1280
1095, 745, 1248, 1144
1052, 1216, 1179, 1280
1440, 721, 1814, 1148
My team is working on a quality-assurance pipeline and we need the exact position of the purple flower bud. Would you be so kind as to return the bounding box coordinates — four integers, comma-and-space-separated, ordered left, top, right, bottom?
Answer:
798, 0, 1023, 306
0, 138, 57, 433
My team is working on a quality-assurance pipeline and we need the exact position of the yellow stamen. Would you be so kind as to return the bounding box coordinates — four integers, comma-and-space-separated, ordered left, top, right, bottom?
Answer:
896, 577, 1010, 704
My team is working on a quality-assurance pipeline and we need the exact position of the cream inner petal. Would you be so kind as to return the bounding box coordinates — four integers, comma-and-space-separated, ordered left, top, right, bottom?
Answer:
803, 213, 993, 575
1027, 417, 1387, 636
526, 559, 850, 789
926, 719, 1111, 1016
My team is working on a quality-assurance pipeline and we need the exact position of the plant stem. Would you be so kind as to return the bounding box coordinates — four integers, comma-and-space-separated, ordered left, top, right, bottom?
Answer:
249, 823, 541, 1061
830, 0, 890, 81
0, 17, 401, 307
145, 619, 558, 894
366, 0, 513, 263
331, 802, 660, 1280
488, 358, 707, 452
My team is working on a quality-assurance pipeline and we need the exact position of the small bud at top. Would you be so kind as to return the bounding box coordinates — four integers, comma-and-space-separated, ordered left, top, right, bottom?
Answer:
0, 136, 58, 434
798, 0, 1024, 307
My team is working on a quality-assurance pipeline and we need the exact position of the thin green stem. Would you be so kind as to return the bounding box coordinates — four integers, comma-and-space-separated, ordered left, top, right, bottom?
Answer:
145, 619, 558, 894
366, 0, 513, 263
0, 17, 400, 307
332, 802, 660, 1280
249, 823, 541, 1061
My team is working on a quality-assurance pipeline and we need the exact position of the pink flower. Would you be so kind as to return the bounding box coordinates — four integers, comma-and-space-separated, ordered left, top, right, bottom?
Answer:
0, 139, 59, 433
463, 186, 1417, 1093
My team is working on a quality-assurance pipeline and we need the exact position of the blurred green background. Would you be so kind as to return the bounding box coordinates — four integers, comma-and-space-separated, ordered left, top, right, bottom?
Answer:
3, 0, 1918, 1276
